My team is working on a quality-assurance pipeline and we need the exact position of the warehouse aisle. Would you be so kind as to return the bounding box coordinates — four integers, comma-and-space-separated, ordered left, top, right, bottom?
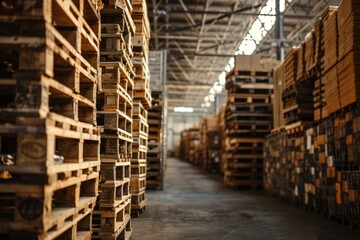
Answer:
131, 158, 359, 240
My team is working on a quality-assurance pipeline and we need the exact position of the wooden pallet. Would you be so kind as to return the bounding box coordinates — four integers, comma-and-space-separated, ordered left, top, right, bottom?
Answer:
101, 23, 134, 59
227, 69, 272, 79
133, 101, 148, 119
100, 134, 133, 160
131, 159, 147, 175
0, 25, 99, 124
99, 87, 133, 113
131, 190, 146, 207
101, 2, 135, 34
99, 179, 130, 209
134, 87, 152, 110
133, 119, 148, 137
224, 177, 263, 190
100, 62, 135, 92
101, 161, 130, 183
0, 0, 100, 52
132, 144, 147, 159
0, 114, 100, 182
132, 8, 150, 39
0, 171, 98, 237
130, 175, 146, 193
96, 196, 131, 234
92, 214, 132, 240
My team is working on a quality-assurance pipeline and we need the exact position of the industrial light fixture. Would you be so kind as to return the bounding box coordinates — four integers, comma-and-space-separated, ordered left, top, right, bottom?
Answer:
213, 82, 222, 93
209, 94, 215, 102
174, 107, 194, 113
219, 71, 226, 86
224, 64, 231, 72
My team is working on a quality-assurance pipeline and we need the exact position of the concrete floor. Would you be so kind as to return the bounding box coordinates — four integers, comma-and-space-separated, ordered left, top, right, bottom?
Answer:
131, 158, 359, 240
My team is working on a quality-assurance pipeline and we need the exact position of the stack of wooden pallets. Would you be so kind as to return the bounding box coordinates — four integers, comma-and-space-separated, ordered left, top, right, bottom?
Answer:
265, 1, 360, 230
337, 0, 360, 108
147, 91, 163, 190
189, 126, 201, 165
273, 65, 285, 128
263, 128, 287, 198
218, 105, 228, 174
130, 102, 148, 216
317, 7, 338, 117
0, 0, 101, 239
283, 48, 314, 125
224, 56, 274, 189
283, 47, 298, 91
179, 130, 190, 162
322, 7, 338, 75
264, 108, 360, 230
296, 43, 306, 82
200, 118, 208, 169
304, 31, 318, 75
93, 1, 134, 239
201, 116, 221, 173
179, 126, 201, 165
132, 0, 152, 110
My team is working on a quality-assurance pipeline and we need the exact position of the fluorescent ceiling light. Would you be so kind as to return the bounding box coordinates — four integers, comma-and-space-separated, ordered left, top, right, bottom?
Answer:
174, 107, 194, 113
209, 95, 215, 102
225, 64, 231, 72
228, 57, 235, 68
213, 82, 222, 93
219, 71, 226, 85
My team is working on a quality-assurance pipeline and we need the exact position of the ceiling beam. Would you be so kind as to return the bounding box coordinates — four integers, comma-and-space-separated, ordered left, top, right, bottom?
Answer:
171, 41, 194, 68
178, 0, 196, 26
194, 0, 210, 66
169, 70, 180, 82
168, 66, 224, 72
168, 90, 211, 94
160, 10, 316, 19
167, 84, 212, 89
170, 55, 190, 81
154, 34, 239, 41
170, 51, 234, 57
151, 0, 159, 49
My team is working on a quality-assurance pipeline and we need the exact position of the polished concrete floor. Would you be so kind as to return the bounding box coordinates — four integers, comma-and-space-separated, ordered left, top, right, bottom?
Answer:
131, 158, 359, 240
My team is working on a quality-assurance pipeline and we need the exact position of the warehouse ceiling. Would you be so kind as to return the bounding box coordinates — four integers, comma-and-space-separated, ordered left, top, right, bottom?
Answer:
147, 0, 341, 111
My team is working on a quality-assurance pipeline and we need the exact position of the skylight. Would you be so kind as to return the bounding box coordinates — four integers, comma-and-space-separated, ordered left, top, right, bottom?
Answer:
202, 0, 288, 109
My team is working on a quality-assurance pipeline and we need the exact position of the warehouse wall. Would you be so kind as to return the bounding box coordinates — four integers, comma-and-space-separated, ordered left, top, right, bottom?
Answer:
167, 112, 204, 151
